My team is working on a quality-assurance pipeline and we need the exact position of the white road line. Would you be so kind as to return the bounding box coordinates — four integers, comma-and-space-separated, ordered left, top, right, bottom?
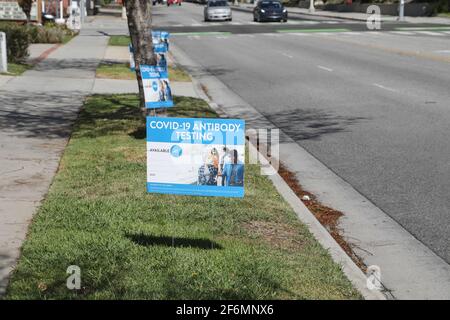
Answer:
434, 50, 450, 54
282, 21, 310, 25
389, 31, 415, 35
215, 36, 229, 39
324, 21, 340, 24
288, 32, 311, 36
282, 53, 293, 59
237, 34, 255, 37
314, 32, 335, 36
317, 65, 333, 72
373, 83, 398, 93
340, 32, 363, 36
443, 31, 450, 35
285, 21, 316, 25
366, 31, 383, 36
415, 31, 445, 36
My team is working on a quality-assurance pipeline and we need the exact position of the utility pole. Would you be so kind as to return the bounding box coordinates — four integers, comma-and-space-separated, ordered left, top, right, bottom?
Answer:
122, 3, 127, 20
309, 0, 315, 14
37, 0, 42, 24
399, 0, 405, 21
80, 0, 85, 23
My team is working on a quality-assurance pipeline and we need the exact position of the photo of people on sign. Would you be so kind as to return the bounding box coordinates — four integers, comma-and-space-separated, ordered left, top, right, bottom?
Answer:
141, 65, 173, 108
156, 53, 167, 67
146, 117, 245, 197
198, 146, 244, 187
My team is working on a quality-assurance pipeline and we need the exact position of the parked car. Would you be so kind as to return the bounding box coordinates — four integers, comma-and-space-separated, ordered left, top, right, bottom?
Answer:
253, 0, 287, 22
204, 0, 232, 22
167, 0, 182, 6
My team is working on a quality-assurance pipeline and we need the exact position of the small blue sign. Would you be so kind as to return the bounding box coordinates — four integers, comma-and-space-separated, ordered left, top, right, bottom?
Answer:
140, 65, 174, 109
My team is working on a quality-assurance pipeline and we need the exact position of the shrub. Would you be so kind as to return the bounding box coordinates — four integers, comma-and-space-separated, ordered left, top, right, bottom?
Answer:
0, 22, 30, 63
27, 23, 77, 44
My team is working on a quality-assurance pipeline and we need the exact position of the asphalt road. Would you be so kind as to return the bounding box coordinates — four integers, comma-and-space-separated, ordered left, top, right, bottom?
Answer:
153, 3, 450, 264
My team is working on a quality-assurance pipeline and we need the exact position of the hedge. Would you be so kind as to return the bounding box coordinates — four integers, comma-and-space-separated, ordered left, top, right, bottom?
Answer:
0, 22, 30, 63
0, 22, 78, 63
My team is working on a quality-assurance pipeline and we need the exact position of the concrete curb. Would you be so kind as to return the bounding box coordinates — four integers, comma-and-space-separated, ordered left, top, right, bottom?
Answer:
169, 43, 386, 300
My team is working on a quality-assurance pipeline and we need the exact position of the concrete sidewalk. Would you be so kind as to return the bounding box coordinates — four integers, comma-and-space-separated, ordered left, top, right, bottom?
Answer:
232, 4, 450, 24
0, 17, 112, 296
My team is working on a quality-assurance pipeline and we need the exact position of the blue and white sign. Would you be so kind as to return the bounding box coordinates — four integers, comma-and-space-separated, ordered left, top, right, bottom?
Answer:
146, 117, 245, 197
141, 65, 174, 108
152, 30, 169, 53
128, 42, 167, 69
153, 42, 168, 54
152, 31, 170, 40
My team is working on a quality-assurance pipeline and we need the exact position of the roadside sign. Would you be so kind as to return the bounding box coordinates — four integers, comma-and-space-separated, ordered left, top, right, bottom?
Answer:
152, 31, 170, 40
152, 30, 169, 53
141, 65, 174, 108
146, 117, 245, 197
153, 42, 168, 54
128, 48, 164, 70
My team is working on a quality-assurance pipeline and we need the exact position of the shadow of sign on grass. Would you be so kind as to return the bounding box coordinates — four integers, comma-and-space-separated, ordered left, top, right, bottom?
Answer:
126, 233, 223, 250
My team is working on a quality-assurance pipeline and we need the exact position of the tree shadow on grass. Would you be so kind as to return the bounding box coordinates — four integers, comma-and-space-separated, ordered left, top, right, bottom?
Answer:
126, 233, 223, 250
74, 94, 142, 139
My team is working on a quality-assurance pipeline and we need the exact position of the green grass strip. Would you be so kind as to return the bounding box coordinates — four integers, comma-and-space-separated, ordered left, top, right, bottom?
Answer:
109, 35, 130, 46
277, 28, 351, 33
96, 62, 191, 82
1, 63, 32, 76
5, 94, 361, 300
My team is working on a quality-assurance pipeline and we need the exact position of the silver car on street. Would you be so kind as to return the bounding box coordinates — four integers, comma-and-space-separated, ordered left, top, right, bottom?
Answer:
204, 0, 232, 22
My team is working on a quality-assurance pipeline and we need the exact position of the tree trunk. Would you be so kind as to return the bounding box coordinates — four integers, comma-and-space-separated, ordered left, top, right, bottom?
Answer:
18, 0, 32, 24
123, 0, 156, 109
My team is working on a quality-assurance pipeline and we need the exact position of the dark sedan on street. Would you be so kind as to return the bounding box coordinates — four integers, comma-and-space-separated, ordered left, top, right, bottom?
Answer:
253, 0, 288, 22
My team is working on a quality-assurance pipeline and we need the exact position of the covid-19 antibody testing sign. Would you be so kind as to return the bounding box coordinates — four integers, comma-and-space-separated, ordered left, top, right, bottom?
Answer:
141, 65, 174, 109
146, 117, 245, 197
